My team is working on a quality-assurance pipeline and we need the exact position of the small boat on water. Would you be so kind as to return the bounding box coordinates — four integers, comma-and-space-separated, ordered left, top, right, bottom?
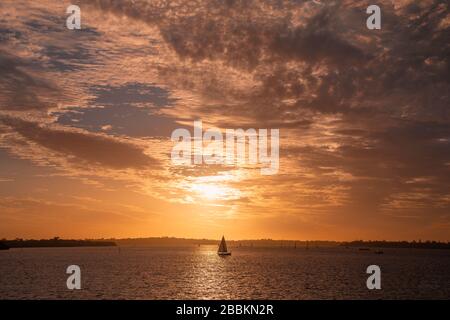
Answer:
218, 236, 231, 256
374, 250, 384, 254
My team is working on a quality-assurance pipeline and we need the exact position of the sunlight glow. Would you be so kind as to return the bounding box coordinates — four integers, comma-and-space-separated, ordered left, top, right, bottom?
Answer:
190, 183, 239, 201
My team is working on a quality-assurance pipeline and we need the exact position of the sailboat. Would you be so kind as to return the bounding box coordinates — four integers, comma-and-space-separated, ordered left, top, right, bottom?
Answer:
217, 236, 231, 256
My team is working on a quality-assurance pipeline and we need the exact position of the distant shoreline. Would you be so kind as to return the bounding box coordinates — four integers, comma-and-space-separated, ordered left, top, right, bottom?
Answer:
1, 237, 449, 250
0, 238, 116, 249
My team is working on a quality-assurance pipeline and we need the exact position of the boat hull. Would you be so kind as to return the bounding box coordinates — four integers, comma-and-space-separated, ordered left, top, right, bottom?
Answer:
218, 252, 231, 256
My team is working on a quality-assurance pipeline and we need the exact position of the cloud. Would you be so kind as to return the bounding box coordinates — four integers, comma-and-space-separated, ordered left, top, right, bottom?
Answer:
0, 51, 63, 111
79, 0, 449, 127
0, 116, 159, 169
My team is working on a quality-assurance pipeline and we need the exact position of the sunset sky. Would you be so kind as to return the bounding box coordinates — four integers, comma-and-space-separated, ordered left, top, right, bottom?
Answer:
0, 0, 449, 241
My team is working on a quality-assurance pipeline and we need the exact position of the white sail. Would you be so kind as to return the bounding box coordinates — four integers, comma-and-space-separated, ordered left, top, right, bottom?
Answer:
218, 236, 228, 253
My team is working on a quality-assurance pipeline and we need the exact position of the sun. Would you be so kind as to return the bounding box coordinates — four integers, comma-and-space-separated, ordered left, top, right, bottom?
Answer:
190, 183, 231, 201
179, 174, 243, 202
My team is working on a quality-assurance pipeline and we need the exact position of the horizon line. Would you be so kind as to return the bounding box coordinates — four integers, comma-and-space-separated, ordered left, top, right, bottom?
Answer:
3, 236, 450, 243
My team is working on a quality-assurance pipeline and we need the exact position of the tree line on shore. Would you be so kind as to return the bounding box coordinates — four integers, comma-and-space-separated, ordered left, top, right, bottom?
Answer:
0, 237, 116, 249
1, 237, 449, 249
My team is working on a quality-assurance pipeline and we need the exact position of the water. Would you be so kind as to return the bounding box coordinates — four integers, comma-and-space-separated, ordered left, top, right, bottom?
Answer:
0, 246, 449, 299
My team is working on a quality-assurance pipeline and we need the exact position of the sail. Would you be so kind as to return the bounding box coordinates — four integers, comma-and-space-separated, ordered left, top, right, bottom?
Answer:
218, 236, 228, 252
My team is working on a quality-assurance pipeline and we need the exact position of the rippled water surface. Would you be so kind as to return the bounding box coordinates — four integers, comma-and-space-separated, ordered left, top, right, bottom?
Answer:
0, 246, 449, 299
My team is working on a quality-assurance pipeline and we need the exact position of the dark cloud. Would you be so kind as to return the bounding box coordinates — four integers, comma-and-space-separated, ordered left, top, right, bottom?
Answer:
285, 120, 450, 213
0, 51, 62, 111
0, 117, 159, 169
82, 1, 448, 126
84, 0, 366, 69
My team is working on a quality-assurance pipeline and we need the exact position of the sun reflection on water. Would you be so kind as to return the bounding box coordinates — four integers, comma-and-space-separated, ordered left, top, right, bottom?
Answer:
189, 245, 234, 299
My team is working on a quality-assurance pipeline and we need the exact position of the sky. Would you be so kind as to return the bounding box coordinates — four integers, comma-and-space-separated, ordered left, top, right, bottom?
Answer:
0, 0, 449, 241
